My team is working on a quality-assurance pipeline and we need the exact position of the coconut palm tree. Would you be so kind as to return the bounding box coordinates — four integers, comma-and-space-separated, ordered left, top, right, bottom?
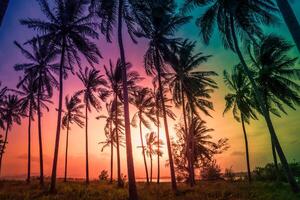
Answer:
103, 59, 142, 186
144, 131, 163, 183
20, 0, 101, 191
248, 34, 300, 173
133, 0, 190, 190
14, 37, 58, 185
165, 39, 217, 186
183, 0, 299, 192
131, 88, 157, 184
0, 95, 24, 175
223, 65, 258, 182
0, 0, 9, 27
89, 0, 141, 196
274, 0, 300, 53
77, 67, 108, 184
62, 94, 84, 182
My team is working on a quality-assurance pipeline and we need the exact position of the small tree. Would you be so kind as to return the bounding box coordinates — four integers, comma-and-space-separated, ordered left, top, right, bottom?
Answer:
200, 159, 222, 181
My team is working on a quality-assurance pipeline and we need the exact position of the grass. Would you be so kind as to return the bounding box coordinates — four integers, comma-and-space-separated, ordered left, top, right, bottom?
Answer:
0, 179, 299, 200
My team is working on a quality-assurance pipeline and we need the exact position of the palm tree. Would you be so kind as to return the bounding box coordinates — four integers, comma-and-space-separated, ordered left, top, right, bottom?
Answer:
144, 131, 163, 183
103, 59, 142, 187
0, 95, 23, 174
14, 37, 58, 185
184, 0, 299, 192
77, 67, 108, 184
223, 65, 258, 182
89, 0, 141, 195
248, 34, 300, 173
165, 39, 217, 186
0, 0, 9, 27
131, 88, 157, 184
0, 82, 7, 130
62, 94, 84, 182
274, 0, 300, 53
133, 0, 190, 190
21, 0, 101, 191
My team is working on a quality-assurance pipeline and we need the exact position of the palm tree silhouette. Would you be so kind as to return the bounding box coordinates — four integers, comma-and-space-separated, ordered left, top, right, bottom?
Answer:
21, 0, 101, 191
184, 0, 299, 192
77, 67, 108, 184
14, 37, 58, 185
274, 0, 300, 53
103, 59, 141, 186
144, 131, 163, 183
62, 94, 84, 182
0, 0, 9, 27
248, 34, 300, 174
131, 88, 157, 184
0, 82, 7, 130
223, 65, 258, 182
0, 95, 24, 174
165, 39, 217, 186
90, 0, 141, 196
133, 0, 190, 190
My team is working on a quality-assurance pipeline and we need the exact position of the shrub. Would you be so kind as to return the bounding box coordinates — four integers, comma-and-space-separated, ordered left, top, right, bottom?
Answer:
224, 167, 236, 181
200, 159, 223, 181
99, 170, 109, 181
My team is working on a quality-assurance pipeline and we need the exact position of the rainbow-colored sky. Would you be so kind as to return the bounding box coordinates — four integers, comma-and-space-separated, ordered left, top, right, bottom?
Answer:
0, 0, 299, 179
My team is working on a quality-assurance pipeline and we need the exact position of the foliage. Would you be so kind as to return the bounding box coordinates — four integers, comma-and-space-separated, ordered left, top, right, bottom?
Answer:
224, 167, 236, 182
200, 159, 222, 181
99, 170, 109, 181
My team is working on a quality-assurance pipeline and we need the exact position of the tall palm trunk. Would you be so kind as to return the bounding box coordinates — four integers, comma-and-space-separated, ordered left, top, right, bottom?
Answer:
230, 15, 299, 193
139, 116, 149, 183
156, 105, 160, 184
155, 47, 177, 191
150, 152, 153, 183
85, 103, 89, 184
110, 120, 113, 183
27, 102, 32, 183
64, 120, 70, 182
275, 0, 300, 53
117, 0, 138, 199
37, 78, 44, 186
115, 96, 122, 187
0, 0, 9, 27
0, 123, 9, 175
50, 37, 66, 192
241, 114, 251, 182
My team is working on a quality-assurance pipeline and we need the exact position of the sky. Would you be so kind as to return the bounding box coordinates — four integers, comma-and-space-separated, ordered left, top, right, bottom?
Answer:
0, 0, 299, 180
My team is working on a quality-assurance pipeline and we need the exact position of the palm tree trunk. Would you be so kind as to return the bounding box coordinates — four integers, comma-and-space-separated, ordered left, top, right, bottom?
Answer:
150, 153, 153, 183
110, 120, 113, 183
37, 78, 44, 186
156, 108, 160, 184
275, 0, 300, 53
230, 15, 299, 193
0, 123, 9, 175
271, 139, 279, 170
27, 102, 32, 183
117, 0, 138, 199
241, 114, 251, 182
0, 0, 9, 27
50, 37, 66, 192
155, 47, 177, 191
139, 117, 149, 183
115, 96, 122, 187
85, 103, 89, 184
64, 120, 70, 182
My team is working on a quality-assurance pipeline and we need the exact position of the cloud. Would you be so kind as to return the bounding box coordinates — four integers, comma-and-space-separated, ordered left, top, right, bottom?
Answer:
231, 151, 244, 156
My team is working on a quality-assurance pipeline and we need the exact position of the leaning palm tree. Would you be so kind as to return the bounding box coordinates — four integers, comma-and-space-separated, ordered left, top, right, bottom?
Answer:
274, 0, 300, 53
183, 0, 299, 192
133, 0, 190, 190
144, 131, 163, 183
90, 0, 141, 197
165, 39, 217, 186
62, 94, 84, 182
248, 34, 300, 173
0, 0, 9, 27
223, 65, 258, 182
0, 95, 24, 174
14, 37, 58, 185
131, 88, 157, 184
77, 67, 108, 184
21, 0, 101, 191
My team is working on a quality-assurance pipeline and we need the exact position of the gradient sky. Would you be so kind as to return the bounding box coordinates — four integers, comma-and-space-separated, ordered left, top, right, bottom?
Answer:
0, 0, 299, 180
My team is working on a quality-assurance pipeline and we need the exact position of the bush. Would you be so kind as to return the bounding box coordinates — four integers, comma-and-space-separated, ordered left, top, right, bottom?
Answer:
224, 167, 236, 181
99, 170, 109, 181
200, 159, 223, 181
